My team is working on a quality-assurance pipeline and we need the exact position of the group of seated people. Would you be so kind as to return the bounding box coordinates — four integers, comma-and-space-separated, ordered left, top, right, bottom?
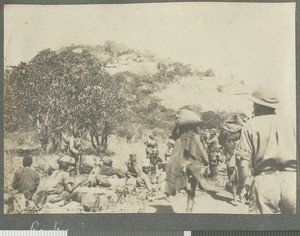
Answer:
7, 148, 169, 212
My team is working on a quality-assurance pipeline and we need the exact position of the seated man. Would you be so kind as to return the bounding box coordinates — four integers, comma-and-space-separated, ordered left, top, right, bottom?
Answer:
35, 155, 80, 206
80, 155, 111, 188
11, 155, 40, 200
99, 156, 126, 178
126, 154, 141, 178
136, 159, 154, 192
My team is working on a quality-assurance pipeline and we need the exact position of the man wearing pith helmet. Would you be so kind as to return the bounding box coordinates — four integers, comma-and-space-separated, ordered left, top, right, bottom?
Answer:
236, 86, 296, 214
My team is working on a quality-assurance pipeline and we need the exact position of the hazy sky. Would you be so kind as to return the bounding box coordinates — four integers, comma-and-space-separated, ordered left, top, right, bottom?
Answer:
4, 3, 296, 113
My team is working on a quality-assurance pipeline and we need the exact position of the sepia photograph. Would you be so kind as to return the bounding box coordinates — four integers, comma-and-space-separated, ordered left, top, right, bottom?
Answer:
3, 2, 296, 215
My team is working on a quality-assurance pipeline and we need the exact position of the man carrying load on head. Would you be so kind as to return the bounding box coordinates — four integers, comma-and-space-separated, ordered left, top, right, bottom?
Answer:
166, 109, 209, 213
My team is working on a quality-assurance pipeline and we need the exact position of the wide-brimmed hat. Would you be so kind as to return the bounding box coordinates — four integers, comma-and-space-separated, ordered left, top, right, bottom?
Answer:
249, 87, 279, 109
58, 155, 75, 165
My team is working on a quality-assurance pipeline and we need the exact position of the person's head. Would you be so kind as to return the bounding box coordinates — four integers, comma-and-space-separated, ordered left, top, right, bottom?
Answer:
102, 156, 112, 167
167, 139, 175, 148
82, 156, 95, 174
68, 166, 76, 177
129, 154, 137, 163
142, 159, 151, 174
249, 86, 279, 116
73, 129, 80, 138
210, 129, 218, 137
148, 133, 154, 140
23, 156, 33, 167
57, 155, 74, 171
58, 161, 70, 171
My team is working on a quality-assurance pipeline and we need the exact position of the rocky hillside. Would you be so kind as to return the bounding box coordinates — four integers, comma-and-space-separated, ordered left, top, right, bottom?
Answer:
62, 41, 252, 116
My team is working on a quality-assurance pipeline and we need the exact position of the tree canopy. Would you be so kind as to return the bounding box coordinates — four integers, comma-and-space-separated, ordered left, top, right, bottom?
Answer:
5, 48, 128, 150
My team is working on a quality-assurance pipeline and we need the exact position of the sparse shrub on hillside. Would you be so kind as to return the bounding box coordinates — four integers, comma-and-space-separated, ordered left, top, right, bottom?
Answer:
217, 85, 224, 93
204, 68, 215, 77
103, 40, 134, 57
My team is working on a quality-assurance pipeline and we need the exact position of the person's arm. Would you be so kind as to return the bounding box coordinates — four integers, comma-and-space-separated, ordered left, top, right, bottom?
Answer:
113, 169, 125, 178
206, 138, 214, 144
64, 173, 80, 193
140, 172, 153, 191
69, 136, 79, 154
66, 182, 81, 193
33, 172, 41, 192
171, 124, 180, 140
199, 141, 209, 165
11, 169, 21, 190
236, 125, 253, 189
133, 162, 143, 175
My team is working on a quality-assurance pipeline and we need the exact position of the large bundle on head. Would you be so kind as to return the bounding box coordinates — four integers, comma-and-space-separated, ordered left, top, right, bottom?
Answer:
175, 109, 202, 127
171, 109, 202, 140
220, 115, 244, 144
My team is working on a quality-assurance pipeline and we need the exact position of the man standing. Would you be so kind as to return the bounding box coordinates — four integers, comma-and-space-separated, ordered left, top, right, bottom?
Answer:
236, 87, 296, 214
166, 109, 209, 213
207, 128, 221, 181
145, 133, 159, 159
69, 130, 81, 173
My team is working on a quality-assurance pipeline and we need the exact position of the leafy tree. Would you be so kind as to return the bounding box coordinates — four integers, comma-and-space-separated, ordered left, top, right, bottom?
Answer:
5, 48, 128, 152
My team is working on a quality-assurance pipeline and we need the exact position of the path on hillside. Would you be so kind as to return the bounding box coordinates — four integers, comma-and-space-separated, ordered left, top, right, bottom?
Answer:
143, 188, 248, 214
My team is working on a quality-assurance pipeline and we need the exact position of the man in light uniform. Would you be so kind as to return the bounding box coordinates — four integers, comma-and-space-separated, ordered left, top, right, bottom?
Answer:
236, 87, 296, 214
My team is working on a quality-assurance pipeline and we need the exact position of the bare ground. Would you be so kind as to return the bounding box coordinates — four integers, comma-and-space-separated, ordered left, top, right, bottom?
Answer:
4, 132, 249, 214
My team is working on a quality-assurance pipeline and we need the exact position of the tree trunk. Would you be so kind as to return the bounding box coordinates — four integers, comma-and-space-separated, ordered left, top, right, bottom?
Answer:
52, 131, 62, 151
101, 122, 109, 149
41, 126, 48, 153
51, 132, 57, 151
90, 131, 97, 149
96, 135, 100, 147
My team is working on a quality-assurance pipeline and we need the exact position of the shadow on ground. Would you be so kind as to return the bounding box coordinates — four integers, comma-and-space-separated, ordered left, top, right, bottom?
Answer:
149, 205, 175, 213
207, 191, 234, 205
